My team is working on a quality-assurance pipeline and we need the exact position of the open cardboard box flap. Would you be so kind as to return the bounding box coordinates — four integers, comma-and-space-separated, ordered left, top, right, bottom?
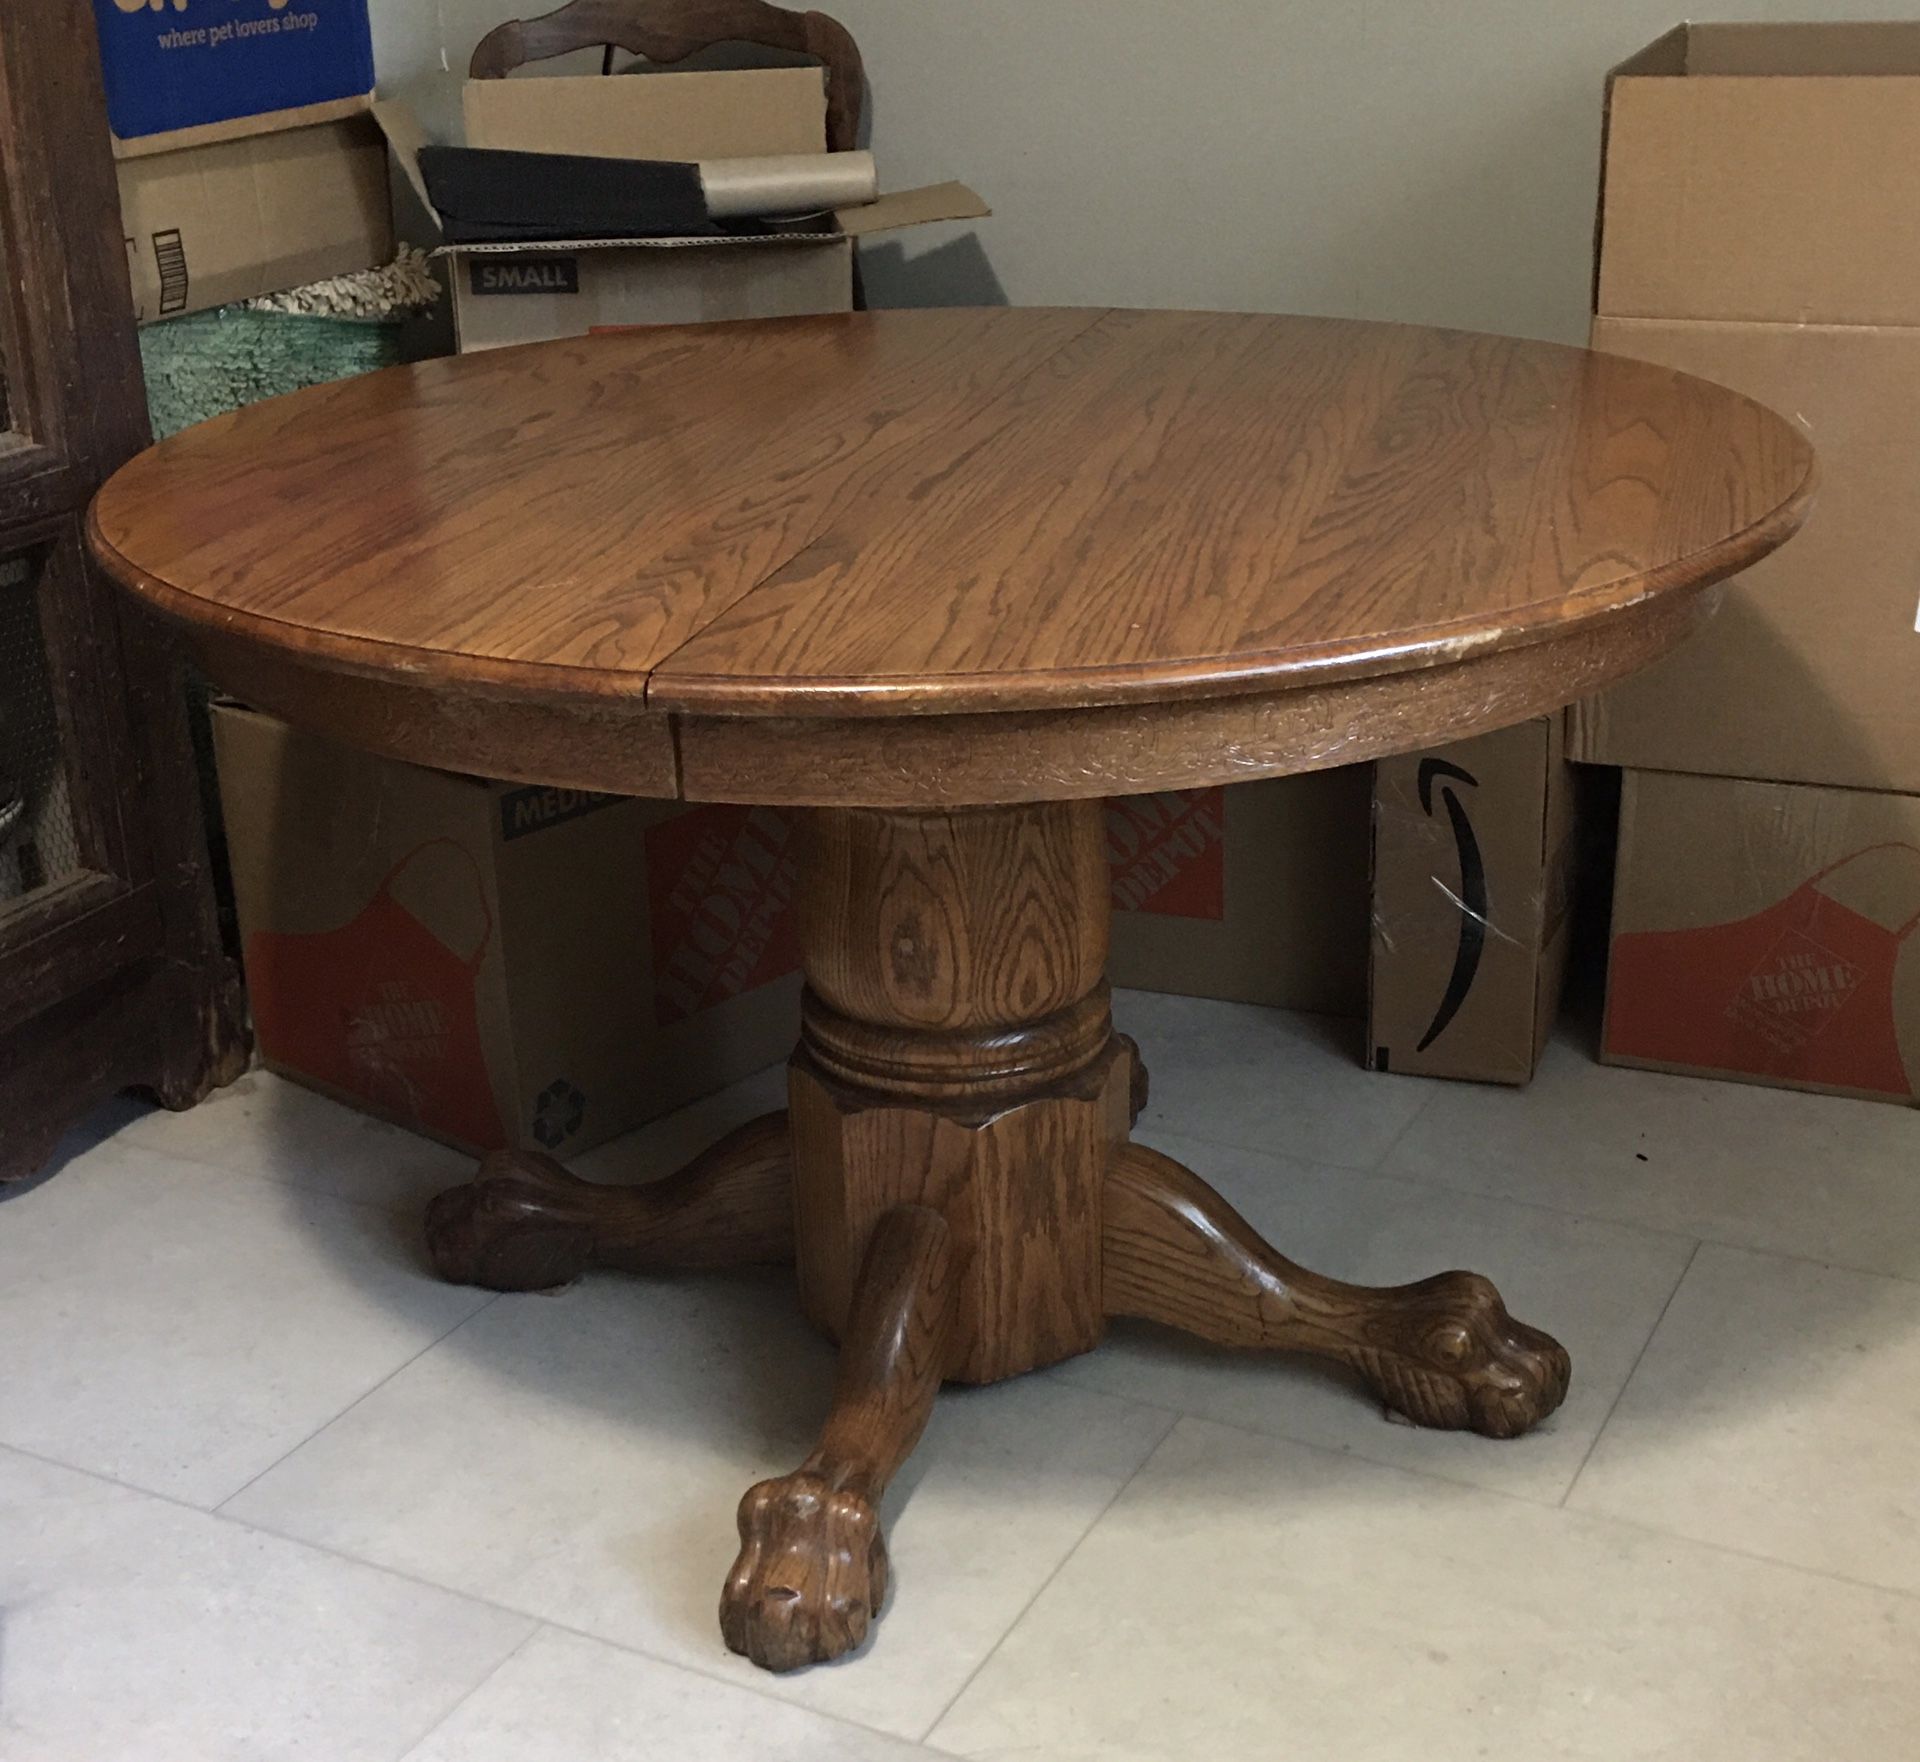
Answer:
374, 86, 987, 259
1596, 22, 1920, 325
121, 114, 393, 321
1574, 22, 1920, 793
462, 68, 827, 160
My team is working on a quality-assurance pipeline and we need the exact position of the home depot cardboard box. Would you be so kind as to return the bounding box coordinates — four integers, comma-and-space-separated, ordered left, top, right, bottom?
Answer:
1604, 770, 1920, 1105
1106, 772, 1371, 1018
1572, 22, 1918, 792
379, 69, 986, 351
211, 703, 801, 1157
1368, 720, 1575, 1085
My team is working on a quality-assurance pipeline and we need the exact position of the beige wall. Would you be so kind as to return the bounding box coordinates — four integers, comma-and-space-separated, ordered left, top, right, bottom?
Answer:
374, 1, 1920, 342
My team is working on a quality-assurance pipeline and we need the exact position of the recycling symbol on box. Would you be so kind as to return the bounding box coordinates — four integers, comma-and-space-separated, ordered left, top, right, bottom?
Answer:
531, 1079, 587, 1149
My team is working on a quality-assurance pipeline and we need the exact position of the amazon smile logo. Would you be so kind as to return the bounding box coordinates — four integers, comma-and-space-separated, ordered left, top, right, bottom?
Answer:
1414, 758, 1487, 1052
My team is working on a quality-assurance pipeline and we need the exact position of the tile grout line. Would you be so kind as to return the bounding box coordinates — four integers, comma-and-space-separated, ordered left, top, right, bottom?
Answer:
1044, 1375, 1557, 1511
1557, 1236, 1700, 1510
1543, 1496, 1920, 1605
210, 1292, 503, 1516
386, 1624, 543, 1762
201, 1471, 949, 1752
1077, 1378, 1920, 1610
104, 1113, 474, 1225
1161, 1114, 1920, 1292
17, 1362, 1920, 1749
3, 1437, 548, 1621
6, 1438, 929, 1753
20, 1409, 1920, 1626
519, 1617, 967, 1757
936, 1374, 1920, 1614
1149, 1120, 1704, 1250
51, 1068, 1920, 1743
1362, 1079, 1447, 1174
1039, 1365, 1604, 1514
119, 1075, 1920, 1287
118, 1054, 1920, 1283
912, 1404, 1183, 1747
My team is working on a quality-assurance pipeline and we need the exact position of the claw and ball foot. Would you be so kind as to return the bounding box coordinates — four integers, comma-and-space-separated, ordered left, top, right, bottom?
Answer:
423, 1111, 795, 1291
1104, 1144, 1569, 1438
722, 1205, 959, 1671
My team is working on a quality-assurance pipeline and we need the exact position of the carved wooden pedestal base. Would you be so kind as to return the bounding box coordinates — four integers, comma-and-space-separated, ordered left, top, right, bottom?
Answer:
423, 799, 1570, 1673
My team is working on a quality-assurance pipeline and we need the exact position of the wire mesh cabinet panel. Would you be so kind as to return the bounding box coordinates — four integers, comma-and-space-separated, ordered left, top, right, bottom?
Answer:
0, 0, 246, 1180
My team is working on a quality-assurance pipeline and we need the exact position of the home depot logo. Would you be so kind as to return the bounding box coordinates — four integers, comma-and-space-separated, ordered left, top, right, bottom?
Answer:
343, 980, 451, 1089
649, 806, 800, 1023
1727, 928, 1862, 1055
1105, 789, 1227, 919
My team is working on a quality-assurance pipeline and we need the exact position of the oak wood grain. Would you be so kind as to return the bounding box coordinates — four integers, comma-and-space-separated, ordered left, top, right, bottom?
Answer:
169, 619, 685, 799
672, 573, 1717, 806
789, 801, 1127, 1383
90, 309, 1101, 692
1105, 1143, 1570, 1439
424, 1112, 794, 1290
798, 801, 1109, 1046
652, 314, 1810, 713
88, 309, 1814, 808
721, 1203, 957, 1671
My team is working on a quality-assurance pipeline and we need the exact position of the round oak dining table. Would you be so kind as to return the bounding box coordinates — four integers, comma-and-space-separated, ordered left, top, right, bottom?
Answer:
89, 307, 1813, 1674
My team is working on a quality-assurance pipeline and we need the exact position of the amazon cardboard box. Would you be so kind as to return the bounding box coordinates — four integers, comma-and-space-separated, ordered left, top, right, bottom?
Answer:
1604, 769, 1920, 1105
1573, 22, 1918, 793
380, 69, 986, 351
1107, 772, 1371, 1018
1368, 720, 1575, 1085
210, 702, 801, 1157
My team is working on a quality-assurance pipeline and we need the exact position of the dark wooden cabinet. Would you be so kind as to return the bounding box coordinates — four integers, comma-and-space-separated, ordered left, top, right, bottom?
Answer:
0, 0, 246, 1180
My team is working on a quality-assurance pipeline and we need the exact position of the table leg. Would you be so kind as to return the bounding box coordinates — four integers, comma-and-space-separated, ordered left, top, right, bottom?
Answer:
721, 1203, 958, 1671
419, 792, 1567, 1675
423, 1112, 794, 1290
787, 801, 1131, 1385
1104, 1142, 1571, 1437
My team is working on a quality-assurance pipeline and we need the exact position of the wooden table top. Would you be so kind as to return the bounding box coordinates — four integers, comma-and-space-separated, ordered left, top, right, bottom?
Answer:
89, 308, 1813, 806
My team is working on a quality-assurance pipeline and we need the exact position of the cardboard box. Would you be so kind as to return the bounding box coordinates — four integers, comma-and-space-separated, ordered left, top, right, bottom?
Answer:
1604, 768, 1920, 1105
463, 67, 830, 163
117, 115, 393, 320
1572, 23, 1918, 792
378, 70, 986, 351
1107, 772, 1371, 1018
1594, 22, 1920, 327
95, 0, 375, 158
211, 703, 802, 1156
213, 706, 1373, 1153
1368, 720, 1575, 1085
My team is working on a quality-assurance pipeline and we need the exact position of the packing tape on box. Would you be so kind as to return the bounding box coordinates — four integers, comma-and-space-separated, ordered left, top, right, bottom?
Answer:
699, 151, 878, 220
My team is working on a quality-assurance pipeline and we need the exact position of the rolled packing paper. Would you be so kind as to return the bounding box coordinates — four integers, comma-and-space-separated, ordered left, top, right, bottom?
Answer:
698, 151, 879, 220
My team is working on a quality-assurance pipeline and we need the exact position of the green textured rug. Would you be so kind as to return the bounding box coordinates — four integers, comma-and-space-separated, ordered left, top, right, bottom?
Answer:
140, 308, 405, 439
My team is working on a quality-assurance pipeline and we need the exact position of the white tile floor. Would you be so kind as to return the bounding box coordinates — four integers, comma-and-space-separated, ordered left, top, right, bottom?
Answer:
5, 986, 1919, 1761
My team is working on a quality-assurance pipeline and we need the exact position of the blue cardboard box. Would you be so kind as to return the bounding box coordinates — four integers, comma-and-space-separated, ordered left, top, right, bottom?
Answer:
94, 0, 374, 148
